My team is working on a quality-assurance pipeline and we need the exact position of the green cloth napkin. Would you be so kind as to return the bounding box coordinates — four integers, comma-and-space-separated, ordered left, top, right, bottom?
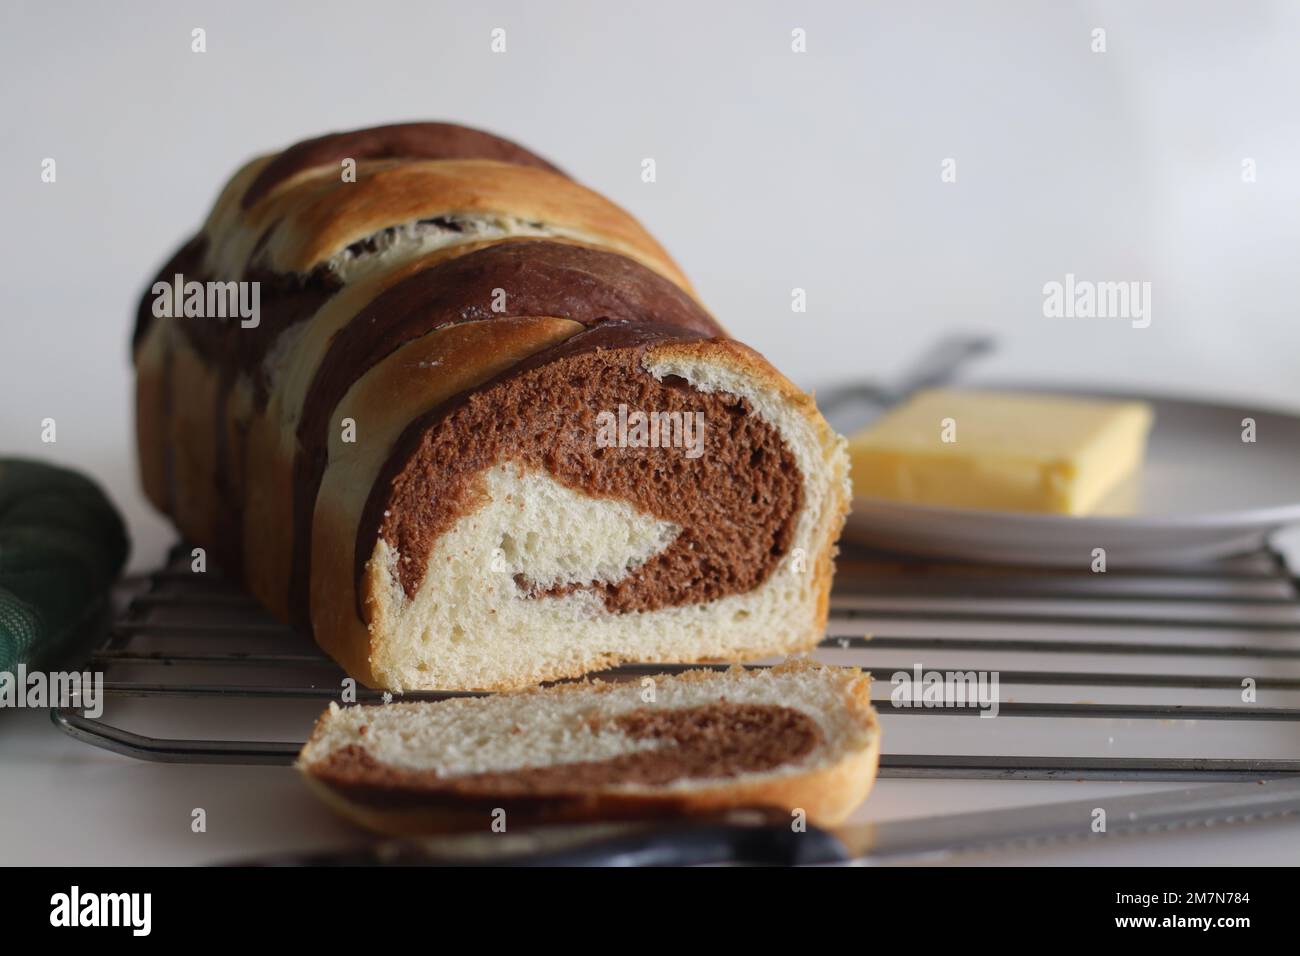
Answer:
0, 458, 128, 672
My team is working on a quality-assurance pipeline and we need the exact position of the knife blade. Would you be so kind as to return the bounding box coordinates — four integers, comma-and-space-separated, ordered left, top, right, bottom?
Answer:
834, 776, 1300, 864
240, 776, 1300, 866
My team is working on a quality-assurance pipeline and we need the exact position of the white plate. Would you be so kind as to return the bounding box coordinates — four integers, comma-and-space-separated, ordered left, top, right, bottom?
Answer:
840, 386, 1300, 566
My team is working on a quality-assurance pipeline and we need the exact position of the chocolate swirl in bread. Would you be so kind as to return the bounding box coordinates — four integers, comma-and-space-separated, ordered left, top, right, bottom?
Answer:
133, 122, 850, 691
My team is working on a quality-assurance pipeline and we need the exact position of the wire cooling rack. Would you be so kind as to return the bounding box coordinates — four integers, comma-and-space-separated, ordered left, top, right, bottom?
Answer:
53, 543, 1300, 780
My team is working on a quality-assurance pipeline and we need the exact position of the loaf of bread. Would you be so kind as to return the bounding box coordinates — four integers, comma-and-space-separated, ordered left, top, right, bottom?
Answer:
297, 660, 880, 835
133, 122, 850, 691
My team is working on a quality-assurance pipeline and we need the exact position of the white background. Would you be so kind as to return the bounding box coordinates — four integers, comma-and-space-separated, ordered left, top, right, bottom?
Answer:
2, 0, 1299, 866
3, 0, 1299, 571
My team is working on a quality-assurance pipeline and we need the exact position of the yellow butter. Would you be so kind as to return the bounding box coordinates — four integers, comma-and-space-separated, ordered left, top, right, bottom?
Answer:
848, 389, 1153, 515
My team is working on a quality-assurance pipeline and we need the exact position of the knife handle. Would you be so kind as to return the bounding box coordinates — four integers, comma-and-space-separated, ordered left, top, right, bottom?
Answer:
495, 821, 850, 867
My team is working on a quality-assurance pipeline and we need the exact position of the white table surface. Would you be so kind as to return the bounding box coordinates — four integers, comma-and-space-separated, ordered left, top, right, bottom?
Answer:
6, 697, 1300, 865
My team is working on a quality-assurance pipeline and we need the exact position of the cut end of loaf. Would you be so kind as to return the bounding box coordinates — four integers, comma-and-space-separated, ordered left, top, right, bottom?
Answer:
336, 339, 849, 692
298, 659, 880, 835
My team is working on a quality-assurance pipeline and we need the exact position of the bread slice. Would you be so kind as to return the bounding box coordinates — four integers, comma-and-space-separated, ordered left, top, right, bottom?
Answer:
297, 659, 880, 835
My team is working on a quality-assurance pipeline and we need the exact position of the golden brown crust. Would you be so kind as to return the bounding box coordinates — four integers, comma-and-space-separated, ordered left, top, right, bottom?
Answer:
267, 161, 690, 285
191, 158, 694, 298
165, 339, 223, 550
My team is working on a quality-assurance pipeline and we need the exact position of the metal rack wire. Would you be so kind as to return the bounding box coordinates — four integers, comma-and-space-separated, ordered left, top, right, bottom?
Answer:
53, 543, 1300, 780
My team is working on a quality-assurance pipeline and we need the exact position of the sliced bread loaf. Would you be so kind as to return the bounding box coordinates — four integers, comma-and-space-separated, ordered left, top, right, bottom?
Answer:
134, 121, 851, 694
297, 659, 880, 835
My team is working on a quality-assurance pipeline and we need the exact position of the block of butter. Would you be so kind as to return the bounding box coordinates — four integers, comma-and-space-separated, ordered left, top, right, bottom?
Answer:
848, 389, 1154, 515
